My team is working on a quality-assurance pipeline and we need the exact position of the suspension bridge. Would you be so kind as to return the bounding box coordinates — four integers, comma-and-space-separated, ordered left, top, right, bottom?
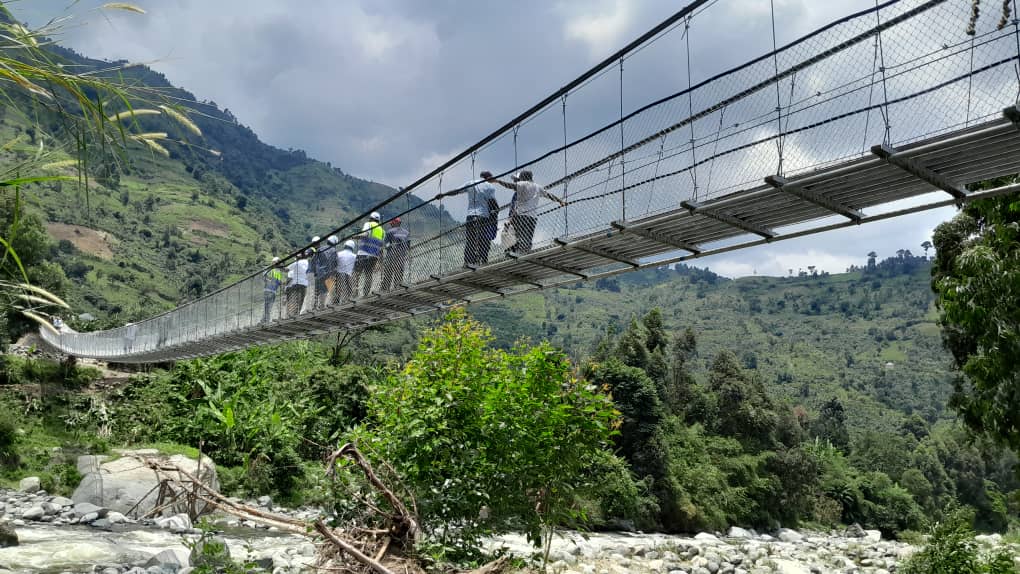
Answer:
40, 0, 1020, 363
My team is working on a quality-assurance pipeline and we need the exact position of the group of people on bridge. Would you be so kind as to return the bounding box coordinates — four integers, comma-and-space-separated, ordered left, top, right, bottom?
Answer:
261, 169, 564, 322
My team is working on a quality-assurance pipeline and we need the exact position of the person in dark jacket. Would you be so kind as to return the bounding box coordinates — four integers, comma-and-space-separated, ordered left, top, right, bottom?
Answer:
381, 217, 410, 291
353, 212, 385, 297
311, 236, 339, 309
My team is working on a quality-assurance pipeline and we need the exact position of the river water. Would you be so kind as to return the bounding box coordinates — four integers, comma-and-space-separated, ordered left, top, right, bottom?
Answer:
0, 523, 314, 573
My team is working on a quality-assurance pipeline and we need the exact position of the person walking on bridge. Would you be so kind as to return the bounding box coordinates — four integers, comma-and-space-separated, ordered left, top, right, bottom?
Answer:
312, 236, 339, 309
447, 171, 499, 266
354, 212, 385, 297
381, 217, 410, 291
285, 250, 310, 317
494, 170, 565, 255
262, 256, 286, 323
333, 239, 357, 304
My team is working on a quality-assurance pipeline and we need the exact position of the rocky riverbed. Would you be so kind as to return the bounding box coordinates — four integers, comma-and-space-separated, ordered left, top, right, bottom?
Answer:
3, 485, 1019, 573
487, 527, 1019, 574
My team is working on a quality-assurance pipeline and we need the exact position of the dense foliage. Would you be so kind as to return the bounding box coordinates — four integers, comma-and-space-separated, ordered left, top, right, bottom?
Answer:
348, 310, 619, 554
932, 193, 1020, 451
581, 309, 1019, 535
901, 505, 1018, 574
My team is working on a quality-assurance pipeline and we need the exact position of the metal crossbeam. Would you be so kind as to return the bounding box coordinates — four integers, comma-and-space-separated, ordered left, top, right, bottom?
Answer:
554, 237, 640, 267
502, 253, 589, 278
611, 220, 702, 253
764, 175, 863, 222
355, 297, 414, 315
681, 201, 776, 239
871, 144, 967, 200
447, 277, 507, 296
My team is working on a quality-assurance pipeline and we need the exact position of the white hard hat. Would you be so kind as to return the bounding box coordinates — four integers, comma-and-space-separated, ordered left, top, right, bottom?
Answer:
327, 235, 339, 245
344, 240, 356, 250
312, 235, 321, 243
370, 212, 381, 221
271, 256, 280, 264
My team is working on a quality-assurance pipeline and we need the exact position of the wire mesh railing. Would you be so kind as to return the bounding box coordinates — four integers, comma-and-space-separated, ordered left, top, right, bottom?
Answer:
41, 0, 1020, 361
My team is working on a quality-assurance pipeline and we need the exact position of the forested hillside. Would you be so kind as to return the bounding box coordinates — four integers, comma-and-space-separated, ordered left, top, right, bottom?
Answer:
476, 253, 949, 438
0, 16, 444, 328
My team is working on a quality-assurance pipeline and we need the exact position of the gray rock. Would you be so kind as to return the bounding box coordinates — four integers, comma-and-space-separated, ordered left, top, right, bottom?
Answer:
975, 533, 1002, 545
91, 518, 112, 529
18, 477, 40, 493
257, 495, 273, 507
22, 506, 45, 521
155, 513, 191, 532
844, 523, 866, 538
777, 528, 804, 543
42, 502, 62, 515
728, 526, 754, 539
145, 549, 185, 572
50, 496, 74, 507
0, 521, 17, 547
107, 511, 127, 524
694, 532, 719, 542
81, 512, 99, 523
864, 529, 882, 543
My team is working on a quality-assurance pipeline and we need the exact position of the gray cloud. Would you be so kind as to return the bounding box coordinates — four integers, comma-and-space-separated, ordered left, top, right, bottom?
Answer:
16, 0, 967, 277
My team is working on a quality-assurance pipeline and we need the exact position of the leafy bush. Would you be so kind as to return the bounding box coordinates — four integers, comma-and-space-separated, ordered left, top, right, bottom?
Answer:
348, 310, 619, 556
902, 505, 1018, 574
581, 450, 659, 530
0, 405, 18, 468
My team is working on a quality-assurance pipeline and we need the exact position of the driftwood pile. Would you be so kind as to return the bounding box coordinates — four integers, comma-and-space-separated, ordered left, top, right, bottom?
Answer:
144, 443, 508, 574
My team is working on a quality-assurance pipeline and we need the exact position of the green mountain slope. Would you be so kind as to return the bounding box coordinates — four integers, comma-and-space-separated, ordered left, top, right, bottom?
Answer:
0, 38, 445, 323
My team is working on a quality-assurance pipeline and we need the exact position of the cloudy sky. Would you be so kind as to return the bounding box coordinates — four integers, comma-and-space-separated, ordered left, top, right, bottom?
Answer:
17, 0, 962, 277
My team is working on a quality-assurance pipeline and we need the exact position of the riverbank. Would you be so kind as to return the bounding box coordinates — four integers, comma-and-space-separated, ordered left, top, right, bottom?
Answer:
3, 491, 1020, 574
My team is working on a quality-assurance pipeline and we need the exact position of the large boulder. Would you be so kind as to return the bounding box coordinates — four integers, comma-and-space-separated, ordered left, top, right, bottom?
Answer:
72, 449, 218, 518
18, 476, 40, 493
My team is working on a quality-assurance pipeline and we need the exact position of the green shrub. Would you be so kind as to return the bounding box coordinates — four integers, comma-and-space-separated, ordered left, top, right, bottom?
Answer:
901, 505, 1018, 574
583, 450, 659, 530
0, 408, 18, 468
349, 310, 618, 557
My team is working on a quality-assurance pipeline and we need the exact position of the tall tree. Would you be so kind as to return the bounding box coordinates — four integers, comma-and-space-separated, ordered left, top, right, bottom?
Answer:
812, 397, 850, 452
663, 327, 698, 415
615, 318, 649, 371
921, 240, 933, 259
707, 350, 778, 449
642, 308, 668, 353
932, 192, 1020, 451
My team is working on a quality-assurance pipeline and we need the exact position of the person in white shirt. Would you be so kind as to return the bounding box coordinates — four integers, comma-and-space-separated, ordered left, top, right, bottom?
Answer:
447, 170, 499, 266
286, 251, 310, 317
494, 170, 565, 254
333, 240, 357, 304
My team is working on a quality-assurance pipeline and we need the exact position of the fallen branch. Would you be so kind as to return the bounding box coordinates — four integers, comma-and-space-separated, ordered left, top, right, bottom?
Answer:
314, 519, 396, 574
144, 460, 306, 531
330, 443, 420, 546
